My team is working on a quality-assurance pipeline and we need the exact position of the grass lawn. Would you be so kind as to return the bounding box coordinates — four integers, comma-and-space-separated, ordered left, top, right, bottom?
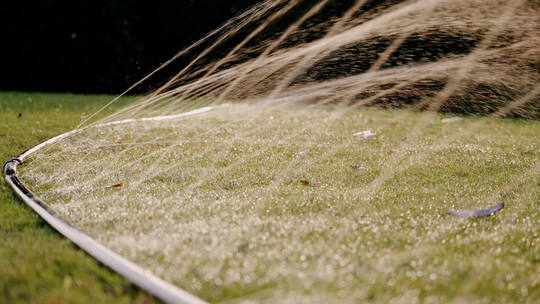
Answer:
15, 98, 540, 303
0, 92, 155, 303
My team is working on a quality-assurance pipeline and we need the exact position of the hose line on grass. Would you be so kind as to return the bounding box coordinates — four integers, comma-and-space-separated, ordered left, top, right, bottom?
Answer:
3, 107, 213, 304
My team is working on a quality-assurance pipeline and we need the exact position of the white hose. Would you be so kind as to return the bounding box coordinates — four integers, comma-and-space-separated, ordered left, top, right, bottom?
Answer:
4, 106, 213, 304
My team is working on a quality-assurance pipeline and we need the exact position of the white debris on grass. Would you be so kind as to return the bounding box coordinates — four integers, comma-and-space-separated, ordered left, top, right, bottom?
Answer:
353, 130, 377, 138
297, 151, 309, 158
350, 165, 367, 171
441, 117, 464, 123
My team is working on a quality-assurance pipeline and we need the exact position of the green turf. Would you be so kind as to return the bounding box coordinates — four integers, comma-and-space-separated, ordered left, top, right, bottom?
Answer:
14, 98, 540, 303
0, 92, 156, 303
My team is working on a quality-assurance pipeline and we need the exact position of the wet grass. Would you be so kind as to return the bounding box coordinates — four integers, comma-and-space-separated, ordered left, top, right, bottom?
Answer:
18, 100, 540, 303
0, 92, 155, 303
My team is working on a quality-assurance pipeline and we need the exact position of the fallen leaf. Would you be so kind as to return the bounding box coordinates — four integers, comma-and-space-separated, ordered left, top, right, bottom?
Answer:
299, 180, 310, 185
109, 182, 124, 189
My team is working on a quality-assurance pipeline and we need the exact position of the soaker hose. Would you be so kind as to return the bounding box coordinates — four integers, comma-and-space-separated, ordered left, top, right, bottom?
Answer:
3, 107, 213, 304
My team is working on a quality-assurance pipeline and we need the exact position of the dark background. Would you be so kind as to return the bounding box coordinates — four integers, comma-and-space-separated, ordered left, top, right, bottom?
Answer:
1, 1, 260, 94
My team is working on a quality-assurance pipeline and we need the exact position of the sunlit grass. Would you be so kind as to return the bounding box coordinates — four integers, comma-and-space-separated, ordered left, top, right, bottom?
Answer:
20, 102, 540, 303
0, 91, 152, 303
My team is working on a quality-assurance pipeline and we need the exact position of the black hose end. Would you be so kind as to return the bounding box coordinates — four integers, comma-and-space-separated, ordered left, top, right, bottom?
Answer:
4, 158, 22, 176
